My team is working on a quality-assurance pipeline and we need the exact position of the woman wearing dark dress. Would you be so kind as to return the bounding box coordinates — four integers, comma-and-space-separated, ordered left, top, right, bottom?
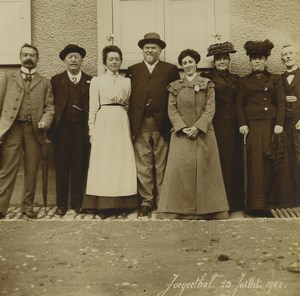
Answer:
201, 42, 243, 212
236, 39, 290, 216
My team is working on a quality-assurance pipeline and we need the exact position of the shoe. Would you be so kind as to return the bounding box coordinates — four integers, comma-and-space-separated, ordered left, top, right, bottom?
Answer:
138, 206, 151, 217
213, 211, 229, 220
55, 207, 67, 216
0, 213, 5, 219
21, 210, 38, 219
73, 208, 85, 214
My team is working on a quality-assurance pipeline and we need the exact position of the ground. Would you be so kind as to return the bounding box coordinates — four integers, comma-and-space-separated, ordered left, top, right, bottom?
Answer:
0, 218, 299, 296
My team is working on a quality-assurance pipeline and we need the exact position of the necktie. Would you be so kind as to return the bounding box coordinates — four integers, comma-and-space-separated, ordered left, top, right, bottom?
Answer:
284, 70, 297, 77
71, 77, 78, 84
21, 71, 33, 82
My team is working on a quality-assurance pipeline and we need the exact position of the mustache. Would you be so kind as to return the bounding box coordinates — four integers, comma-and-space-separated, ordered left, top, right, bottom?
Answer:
24, 59, 34, 64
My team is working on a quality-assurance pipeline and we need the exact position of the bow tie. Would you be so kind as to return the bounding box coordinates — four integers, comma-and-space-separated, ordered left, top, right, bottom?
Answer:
284, 70, 297, 77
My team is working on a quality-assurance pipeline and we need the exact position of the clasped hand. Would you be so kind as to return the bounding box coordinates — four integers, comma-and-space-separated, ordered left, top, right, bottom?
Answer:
182, 127, 199, 140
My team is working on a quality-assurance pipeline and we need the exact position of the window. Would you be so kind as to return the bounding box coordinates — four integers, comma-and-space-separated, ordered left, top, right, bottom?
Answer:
97, 0, 230, 71
0, 0, 31, 65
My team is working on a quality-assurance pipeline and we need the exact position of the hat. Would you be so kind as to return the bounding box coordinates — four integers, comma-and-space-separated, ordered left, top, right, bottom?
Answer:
244, 39, 274, 56
138, 32, 166, 49
59, 44, 86, 60
206, 41, 237, 57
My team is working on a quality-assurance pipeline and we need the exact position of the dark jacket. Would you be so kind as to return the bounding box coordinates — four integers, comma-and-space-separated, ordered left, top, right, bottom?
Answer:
236, 70, 286, 127
201, 70, 239, 120
126, 60, 180, 140
48, 71, 92, 140
281, 67, 300, 124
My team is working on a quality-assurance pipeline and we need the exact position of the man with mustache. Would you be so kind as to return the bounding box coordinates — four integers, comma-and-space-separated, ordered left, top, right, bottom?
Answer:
126, 33, 180, 217
49, 44, 92, 216
0, 43, 54, 219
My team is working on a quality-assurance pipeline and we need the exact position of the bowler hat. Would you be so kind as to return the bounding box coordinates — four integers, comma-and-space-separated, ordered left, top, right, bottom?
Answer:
206, 41, 237, 57
138, 32, 166, 49
59, 44, 86, 60
244, 39, 274, 57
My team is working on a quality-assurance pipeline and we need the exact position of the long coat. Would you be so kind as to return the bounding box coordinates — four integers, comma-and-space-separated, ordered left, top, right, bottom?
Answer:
158, 76, 229, 215
201, 70, 242, 211
0, 71, 54, 144
48, 71, 92, 140
125, 60, 180, 140
236, 71, 287, 210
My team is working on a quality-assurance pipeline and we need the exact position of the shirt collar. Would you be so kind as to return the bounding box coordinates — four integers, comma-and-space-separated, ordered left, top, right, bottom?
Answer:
186, 73, 198, 82
67, 70, 82, 81
106, 69, 119, 76
144, 60, 159, 72
286, 66, 298, 73
20, 66, 36, 75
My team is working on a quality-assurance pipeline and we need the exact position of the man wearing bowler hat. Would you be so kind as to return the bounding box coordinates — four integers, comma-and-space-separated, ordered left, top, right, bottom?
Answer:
126, 33, 180, 217
49, 44, 92, 216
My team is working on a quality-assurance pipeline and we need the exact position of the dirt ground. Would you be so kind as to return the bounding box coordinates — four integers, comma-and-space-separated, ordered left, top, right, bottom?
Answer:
0, 219, 299, 296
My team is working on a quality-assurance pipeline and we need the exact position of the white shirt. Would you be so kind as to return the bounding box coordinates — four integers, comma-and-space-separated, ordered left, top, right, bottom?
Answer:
67, 71, 82, 83
286, 66, 298, 84
144, 60, 159, 74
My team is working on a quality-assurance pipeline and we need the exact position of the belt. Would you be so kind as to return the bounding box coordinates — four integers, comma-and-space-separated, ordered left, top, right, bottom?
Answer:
101, 103, 124, 107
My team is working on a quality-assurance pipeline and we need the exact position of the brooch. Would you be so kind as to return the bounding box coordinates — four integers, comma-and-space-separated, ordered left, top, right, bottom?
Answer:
194, 85, 200, 92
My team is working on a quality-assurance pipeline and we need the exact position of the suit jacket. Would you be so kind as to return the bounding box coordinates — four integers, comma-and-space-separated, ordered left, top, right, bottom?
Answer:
49, 71, 92, 140
126, 60, 180, 140
0, 70, 54, 144
201, 70, 239, 120
236, 70, 286, 127
281, 67, 300, 124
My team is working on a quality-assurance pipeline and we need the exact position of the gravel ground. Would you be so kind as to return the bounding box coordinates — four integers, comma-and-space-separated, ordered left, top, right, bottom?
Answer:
0, 218, 300, 296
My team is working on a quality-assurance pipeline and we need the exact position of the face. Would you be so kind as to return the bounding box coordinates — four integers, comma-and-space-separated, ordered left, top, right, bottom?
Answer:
105, 52, 122, 73
181, 55, 197, 76
143, 43, 162, 65
214, 54, 230, 71
281, 46, 298, 69
64, 52, 83, 74
250, 55, 267, 72
20, 47, 38, 70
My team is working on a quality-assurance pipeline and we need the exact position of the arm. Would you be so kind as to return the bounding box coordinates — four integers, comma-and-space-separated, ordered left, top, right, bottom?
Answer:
193, 81, 215, 134
168, 91, 188, 133
235, 77, 249, 135
88, 77, 100, 136
38, 79, 54, 129
123, 78, 131, 112
273, 75, 286, 134
0, 72, 7, 117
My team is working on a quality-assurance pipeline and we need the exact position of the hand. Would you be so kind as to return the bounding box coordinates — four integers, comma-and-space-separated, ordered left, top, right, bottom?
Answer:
38, 121, 48, 129
182, 127, 190, 135
239, 125, 249, 135
89, 135, 93, 144
187, 126, 199, 140
274, 125, 283, 134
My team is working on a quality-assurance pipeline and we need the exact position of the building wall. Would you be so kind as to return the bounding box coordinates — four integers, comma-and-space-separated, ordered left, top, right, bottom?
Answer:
230, 0, 300, 76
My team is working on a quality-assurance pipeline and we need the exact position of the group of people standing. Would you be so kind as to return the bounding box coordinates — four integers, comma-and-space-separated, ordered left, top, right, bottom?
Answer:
0, 33, 299, 220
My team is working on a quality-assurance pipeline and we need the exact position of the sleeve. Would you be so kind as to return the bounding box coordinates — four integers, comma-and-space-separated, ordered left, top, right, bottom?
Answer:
235, 77, 248, 127
167, 83, 188, 133
0, 72, 8, 117
273, 74, 286, 126
88, 77, 101, 136
40, 79, 54, 128
124, 78, 131, 112
193, 81, 215, 134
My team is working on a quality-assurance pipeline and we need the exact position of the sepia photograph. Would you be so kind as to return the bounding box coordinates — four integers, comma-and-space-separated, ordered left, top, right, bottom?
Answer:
0, 0, 300, 295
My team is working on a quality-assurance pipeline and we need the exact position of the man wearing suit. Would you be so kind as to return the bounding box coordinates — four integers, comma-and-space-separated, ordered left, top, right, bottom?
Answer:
0, 44, 54, 219
281, 45, 300, 200
126, 33, 180, 217
49, 44, 92, 216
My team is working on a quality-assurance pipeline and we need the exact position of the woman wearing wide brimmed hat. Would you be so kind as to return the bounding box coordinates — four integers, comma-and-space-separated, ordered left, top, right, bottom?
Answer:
201, 42, 243, 212
236, 39, 292, 216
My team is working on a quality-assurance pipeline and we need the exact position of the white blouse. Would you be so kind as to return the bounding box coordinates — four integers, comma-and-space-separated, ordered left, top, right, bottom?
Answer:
88, 70, 131, 135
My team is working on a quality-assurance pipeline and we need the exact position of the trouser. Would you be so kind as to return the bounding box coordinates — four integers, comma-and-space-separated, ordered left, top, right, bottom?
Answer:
53, 120, 89, 209
285, 118, 300, 198
0, 121, 42, 215
133, 116, 169, 208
